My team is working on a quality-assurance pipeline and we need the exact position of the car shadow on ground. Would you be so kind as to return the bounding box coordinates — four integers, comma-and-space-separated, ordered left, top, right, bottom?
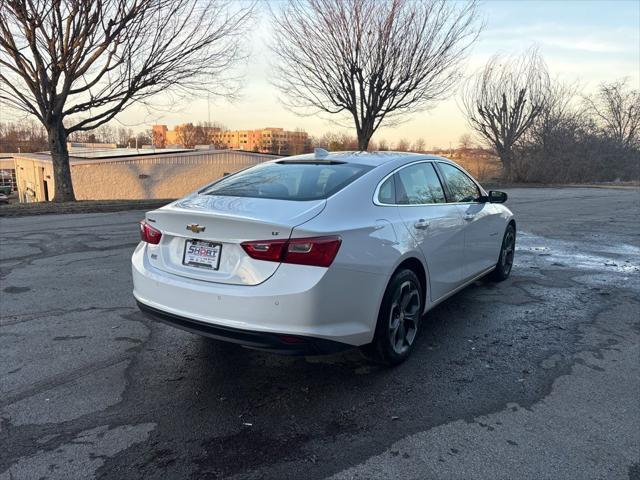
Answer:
103, 264, 581, 479
190, 276, 503, 375
158, 275, 527, 418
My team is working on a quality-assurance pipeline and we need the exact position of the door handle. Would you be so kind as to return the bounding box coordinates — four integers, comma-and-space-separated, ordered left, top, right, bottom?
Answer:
414, 219, 430, 229
464, 213, 476, 221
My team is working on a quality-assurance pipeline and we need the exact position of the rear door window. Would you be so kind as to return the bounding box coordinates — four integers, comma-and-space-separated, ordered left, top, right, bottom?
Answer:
395, 163, 446, 204
200, 161, 372, 201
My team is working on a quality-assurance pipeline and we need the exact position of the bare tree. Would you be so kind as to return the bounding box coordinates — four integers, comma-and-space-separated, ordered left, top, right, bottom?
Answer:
584, 79, 639, 148
458, 133, 472, 150
192, 124, 208, 146
396, 138, 410, 151
0, 119, 47, 152
135, 130, 151, 148
515, 79, 639, 183
175, 123, 198, 148
412, 137, 426, 152
287, 129, 310, 155
103, 125, 117, 144
152, 128, 166, 149
312, 131, 358, 151
117, 127, 134, 148
461, 48, 550, 180
200, 122, 226, 148
0, 0, 253, 201
271, 0, 480, 151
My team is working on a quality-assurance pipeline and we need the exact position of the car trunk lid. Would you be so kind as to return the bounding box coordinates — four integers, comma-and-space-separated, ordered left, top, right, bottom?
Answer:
144, 194, 326, 285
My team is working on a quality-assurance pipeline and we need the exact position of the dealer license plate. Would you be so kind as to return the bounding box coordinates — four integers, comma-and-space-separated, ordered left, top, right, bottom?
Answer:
183, 239, 221, 270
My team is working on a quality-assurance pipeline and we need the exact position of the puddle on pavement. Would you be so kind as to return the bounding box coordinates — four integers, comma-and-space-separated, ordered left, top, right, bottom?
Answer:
516, 232, 640, 275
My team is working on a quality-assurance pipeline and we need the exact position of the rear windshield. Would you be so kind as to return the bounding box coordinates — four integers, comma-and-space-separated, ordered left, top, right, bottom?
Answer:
200, 161, 372, 201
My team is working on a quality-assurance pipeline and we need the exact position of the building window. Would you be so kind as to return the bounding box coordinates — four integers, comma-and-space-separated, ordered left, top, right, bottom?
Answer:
0, 169, 16, 191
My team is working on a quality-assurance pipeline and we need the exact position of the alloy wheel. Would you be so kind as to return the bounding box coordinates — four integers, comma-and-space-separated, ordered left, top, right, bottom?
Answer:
501, 228, 515, 274
388, 280, 421, 355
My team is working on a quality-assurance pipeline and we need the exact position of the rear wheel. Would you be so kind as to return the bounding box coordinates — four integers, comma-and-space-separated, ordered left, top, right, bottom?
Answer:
363, 268, 423, 366
490, 224, 516, 282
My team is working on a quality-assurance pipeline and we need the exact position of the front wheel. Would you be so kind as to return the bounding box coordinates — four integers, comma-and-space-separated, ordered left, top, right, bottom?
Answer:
363, 269, 423, 366
490, 224, 516, 282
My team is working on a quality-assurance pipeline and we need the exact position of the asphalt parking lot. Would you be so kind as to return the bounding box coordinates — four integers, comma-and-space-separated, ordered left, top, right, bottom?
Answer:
1, 187, 639, 480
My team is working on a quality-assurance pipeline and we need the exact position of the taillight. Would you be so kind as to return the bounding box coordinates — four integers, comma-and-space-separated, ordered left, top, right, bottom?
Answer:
284, 236, 342, 267
240, 239, 287, 262
139, 220, 162, 245
241, 235, 341, 267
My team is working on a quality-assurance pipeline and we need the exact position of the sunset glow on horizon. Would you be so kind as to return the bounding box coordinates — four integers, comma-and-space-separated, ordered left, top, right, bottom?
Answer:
11, 0, 638, 149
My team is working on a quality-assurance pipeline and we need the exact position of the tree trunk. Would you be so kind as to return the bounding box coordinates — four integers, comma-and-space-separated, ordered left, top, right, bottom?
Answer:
356, 118, 375, 151
47, 121, 76, 202
499, 147, 514, 182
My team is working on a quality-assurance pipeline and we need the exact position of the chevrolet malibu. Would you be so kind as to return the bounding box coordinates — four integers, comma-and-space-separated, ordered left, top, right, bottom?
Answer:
132, 150, 515, 365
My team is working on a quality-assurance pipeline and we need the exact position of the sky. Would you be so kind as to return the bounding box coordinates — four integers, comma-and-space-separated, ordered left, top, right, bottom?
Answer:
102, 0, 640, 147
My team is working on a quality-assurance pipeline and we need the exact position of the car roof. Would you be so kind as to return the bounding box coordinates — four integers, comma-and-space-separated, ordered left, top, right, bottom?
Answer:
282, 150, 449, 167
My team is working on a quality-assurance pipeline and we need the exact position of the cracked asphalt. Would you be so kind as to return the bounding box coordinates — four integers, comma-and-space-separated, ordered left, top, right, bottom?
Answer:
1, 187, 639, 480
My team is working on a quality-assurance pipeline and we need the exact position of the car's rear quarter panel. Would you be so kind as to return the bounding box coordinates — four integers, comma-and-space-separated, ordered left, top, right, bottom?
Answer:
289, 165, 427, 334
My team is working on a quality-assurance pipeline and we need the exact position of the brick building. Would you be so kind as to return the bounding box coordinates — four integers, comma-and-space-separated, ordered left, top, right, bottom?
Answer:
152, 125, 311, 155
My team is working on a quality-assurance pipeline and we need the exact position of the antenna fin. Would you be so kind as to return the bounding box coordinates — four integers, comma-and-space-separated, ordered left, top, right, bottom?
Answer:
314, 148, 329, 158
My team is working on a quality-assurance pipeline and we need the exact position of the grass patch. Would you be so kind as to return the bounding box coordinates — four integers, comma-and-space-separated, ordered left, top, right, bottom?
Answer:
0, 199, 175, 217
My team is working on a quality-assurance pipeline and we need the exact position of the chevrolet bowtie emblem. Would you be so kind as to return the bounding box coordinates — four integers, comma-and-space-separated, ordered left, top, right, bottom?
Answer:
186, 224, 205, 233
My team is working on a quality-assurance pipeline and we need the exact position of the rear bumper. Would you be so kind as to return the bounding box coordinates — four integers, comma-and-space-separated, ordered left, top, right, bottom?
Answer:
136, 300, 350, 354
132, 243, 387, 346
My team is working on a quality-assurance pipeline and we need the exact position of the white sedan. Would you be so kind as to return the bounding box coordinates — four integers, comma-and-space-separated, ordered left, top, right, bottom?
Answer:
132, 150, 515, 365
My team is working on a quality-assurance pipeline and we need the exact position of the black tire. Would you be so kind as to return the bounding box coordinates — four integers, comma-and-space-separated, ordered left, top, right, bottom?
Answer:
490, 224, 516, 282
363, 268, 423, 366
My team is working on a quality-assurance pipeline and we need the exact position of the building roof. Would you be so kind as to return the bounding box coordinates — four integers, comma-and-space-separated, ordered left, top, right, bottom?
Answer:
15, 148, 282, 170
14, 148, 281, 166
66, 147, 193, 159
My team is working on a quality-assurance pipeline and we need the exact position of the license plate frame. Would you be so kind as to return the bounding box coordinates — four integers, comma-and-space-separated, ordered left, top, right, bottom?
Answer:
182, 239, 222, 270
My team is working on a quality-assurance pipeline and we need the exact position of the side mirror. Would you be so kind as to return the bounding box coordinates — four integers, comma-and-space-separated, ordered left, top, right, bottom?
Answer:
488, 190, 508, 203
